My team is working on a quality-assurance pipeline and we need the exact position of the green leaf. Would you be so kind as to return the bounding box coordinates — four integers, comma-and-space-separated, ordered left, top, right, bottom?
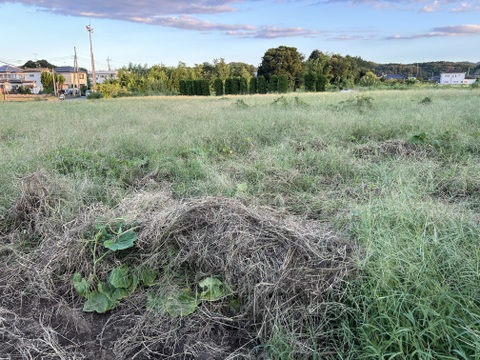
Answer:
198, 277, 231, 302
73, 272, 90, 297
109, 265, 132, 289
104, 228, 138, 251
137, 267, 157, 286
98, 281, 117, 300
83, 291, 115, 313
164, 289, 198, 317
128, 274, 139, 294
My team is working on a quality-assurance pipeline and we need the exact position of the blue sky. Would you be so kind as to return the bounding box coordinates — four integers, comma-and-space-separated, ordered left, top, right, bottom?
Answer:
1, 0, 479, 71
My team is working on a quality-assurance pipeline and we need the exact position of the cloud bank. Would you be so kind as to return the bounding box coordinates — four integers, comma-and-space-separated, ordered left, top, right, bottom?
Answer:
0, 0, 322, 38
317, 0, 480, 12
385, 24, 480, 39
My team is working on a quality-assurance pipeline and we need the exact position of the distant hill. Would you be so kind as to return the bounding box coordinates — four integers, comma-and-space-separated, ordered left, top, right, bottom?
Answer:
366, 61, 479, 80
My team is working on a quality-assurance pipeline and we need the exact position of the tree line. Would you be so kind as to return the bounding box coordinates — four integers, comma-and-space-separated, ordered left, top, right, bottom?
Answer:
21, 48, 480, 97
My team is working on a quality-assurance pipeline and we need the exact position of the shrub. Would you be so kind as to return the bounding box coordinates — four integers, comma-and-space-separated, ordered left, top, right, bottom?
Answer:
268, 75, 279, 93
231, 78, 240, 95
225, 78, 233, 95
214, 78, 224, 96
179, 80, 187, 95
249, 77, 257, 94
87, 91, 103, 99
201, 80, 210, 96
240, 77, 248, 95
278, 74, 289, 93
257, 75, 267, 94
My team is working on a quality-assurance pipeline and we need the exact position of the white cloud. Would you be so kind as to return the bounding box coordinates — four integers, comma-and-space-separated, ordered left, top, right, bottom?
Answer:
385, 24, 480, 39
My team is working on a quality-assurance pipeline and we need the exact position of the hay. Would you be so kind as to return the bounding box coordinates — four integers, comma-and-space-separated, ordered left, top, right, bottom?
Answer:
1, 176, 357, 359
354, 139, 427, 159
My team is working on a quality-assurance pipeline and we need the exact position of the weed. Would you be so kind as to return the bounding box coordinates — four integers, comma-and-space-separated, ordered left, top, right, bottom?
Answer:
271, 96, 289, 107
420, 96, 433, 104
73, 220, 157, 313
235, 99, 249, 108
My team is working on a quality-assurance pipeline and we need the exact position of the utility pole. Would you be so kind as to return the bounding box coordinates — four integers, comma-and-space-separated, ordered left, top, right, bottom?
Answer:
86, 24, 96, 90
52, 68, 57, 96
74, 47, 80, 94
106, 56, 111, 72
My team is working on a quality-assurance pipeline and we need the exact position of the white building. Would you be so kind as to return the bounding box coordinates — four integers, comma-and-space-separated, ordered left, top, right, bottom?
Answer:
0, 65, 41, 93
440, 72, 476, 85
89, 70, 117, 85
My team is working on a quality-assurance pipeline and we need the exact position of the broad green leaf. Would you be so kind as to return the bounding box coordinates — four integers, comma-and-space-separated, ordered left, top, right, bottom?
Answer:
73, 272, 89, 297
104, 228, 138, 251
109, 265, 132, 289
98, 281, 117, 300
83, 291, 114, 313
137, 267, 157, 286
112, 287, 130, 301
164, 289, 198, 317
127, 274, 139, 295
198, 277, 231, 302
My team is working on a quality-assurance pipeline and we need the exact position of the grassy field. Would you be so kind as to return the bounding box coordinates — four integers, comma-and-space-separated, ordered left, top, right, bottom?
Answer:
1, 89, 479, 359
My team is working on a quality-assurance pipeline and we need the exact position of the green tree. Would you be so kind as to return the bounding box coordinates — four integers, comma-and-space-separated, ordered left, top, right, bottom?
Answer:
278, 74, 289, 93
257, 46, 305, 90
214, 58, 231, 82
248, 77, 257, 94
304, 72, 316, 92
214, 78, 224, 96
315, 74, 327, 92
268, 74, 279, 93
359, 71, 379, 87
41, 71, 65, 94
240, 77, 248, 95
257, 75, 267, 94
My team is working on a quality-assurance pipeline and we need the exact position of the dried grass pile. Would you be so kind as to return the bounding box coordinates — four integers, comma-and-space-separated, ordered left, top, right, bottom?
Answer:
1, 172, 357, 359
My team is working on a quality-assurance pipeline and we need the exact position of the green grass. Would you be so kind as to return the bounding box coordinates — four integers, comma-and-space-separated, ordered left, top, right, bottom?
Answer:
1, 89, 480, 358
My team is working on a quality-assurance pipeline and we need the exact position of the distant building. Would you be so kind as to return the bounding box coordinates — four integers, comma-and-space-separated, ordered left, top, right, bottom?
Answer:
54, 66, 88, 91
0, 65, 40, 93
440, 72, 476, 85
90, 70, 117, 85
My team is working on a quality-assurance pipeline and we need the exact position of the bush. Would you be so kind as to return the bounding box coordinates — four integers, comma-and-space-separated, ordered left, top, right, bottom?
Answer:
268, 75, 279, 93
278, 74, 289, 93
257, 75, 267, 94
214, 78, 224, 96
17, 86, 31, 95
87, 91, 103, 99
249, 77, 257, 94
179, 80, 187, 95
225, 78, 233, 95
201, 80, 210, 96
240, 77, 248, 95
231, 78, 240, 95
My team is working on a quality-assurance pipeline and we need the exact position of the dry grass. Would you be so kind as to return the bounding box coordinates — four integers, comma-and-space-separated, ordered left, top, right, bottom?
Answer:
0, 172, 356, 359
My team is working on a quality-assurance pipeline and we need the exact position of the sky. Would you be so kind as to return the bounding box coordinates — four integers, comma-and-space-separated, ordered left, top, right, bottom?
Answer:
0, 0, 479, 71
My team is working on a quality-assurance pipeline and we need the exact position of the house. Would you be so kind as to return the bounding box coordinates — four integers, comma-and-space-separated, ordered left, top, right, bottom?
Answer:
440, 72, 476, 85
54, 66, 88, 91
22, 68, 48, 94
90, 69, 117, 85
0, 65, 39, 93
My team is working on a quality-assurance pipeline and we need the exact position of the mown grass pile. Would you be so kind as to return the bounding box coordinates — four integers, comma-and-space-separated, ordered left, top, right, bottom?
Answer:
1, 89, 479, 358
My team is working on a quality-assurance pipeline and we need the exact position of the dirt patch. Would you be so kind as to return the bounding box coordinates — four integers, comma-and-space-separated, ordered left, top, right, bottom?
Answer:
1, 172, 357, 359
353, 139, 428, 159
